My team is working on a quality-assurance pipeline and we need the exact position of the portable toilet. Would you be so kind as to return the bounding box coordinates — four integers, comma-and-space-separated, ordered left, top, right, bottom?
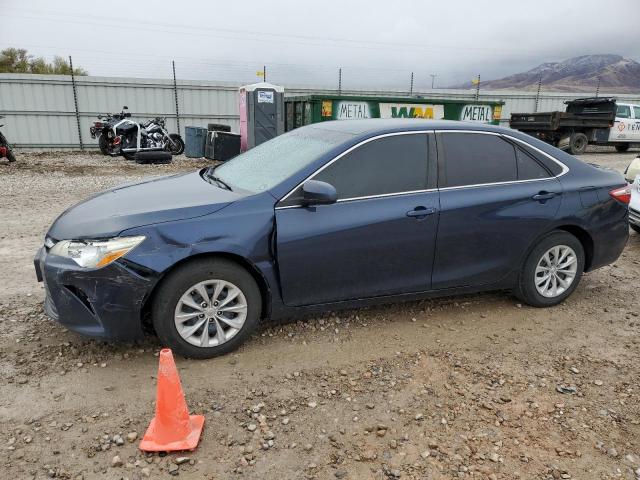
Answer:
239, 82, 285, 151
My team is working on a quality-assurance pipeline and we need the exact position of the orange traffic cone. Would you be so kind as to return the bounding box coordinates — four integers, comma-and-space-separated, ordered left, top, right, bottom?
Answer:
139, 348, 205, 452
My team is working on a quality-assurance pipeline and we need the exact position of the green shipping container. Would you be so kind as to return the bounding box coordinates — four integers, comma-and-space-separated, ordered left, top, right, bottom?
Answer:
284, 95, 504, 131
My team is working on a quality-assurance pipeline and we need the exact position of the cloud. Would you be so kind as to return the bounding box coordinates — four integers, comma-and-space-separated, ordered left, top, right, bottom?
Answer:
2, 0, 639, 88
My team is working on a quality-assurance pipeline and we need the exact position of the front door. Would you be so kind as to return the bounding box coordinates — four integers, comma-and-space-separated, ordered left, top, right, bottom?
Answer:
609, 104, 635, 143
432, 131, 562, 289
275, 132, 439, 306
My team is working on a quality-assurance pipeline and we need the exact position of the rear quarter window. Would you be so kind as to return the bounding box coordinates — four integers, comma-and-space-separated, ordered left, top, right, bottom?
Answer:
513, 140, 564, 176
516, 147, 552, 180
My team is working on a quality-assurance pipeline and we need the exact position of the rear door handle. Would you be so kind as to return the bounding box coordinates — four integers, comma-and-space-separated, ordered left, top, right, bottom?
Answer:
406, 206, 437, 218
532, 191, 558, 201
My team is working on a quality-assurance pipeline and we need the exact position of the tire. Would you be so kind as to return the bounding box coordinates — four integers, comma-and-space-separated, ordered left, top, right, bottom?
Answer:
5, 147, 16, 162
615, 144, 630, 153
166, 134, 185, 155
514, 231, 585, 308
98, 134, 109, 155
631, 224, 640, 234
207, 123, 231, 132
151, 258, 261, 359
568, 132, 588, 155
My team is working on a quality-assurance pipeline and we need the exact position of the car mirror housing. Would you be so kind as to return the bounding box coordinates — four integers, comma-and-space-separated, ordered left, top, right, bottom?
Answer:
301, 180, 337, 206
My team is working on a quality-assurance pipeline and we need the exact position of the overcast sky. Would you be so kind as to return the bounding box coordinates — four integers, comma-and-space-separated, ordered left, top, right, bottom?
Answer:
2, 0, 639, 90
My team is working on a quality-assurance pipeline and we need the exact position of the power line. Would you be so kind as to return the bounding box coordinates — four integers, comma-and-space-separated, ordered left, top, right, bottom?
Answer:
3, 7, 548, 57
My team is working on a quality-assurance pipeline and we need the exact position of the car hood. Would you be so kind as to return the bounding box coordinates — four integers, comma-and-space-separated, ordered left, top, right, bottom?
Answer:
48, 170, 245, 239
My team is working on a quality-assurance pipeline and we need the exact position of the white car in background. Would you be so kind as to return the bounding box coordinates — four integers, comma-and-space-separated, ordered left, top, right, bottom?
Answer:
625, 155, 640, 183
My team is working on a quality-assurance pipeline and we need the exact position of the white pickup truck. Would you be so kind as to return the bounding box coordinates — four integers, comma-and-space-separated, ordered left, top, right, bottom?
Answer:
609, 103, 640, 152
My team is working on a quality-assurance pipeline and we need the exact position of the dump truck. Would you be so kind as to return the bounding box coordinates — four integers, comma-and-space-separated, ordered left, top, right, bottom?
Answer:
510, 97, 640, 155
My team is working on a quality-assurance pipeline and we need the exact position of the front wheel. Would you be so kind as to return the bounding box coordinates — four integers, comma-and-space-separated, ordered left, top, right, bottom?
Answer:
514, 231, 585, 307
166, 134, 185, 155
151, 258, 261, 358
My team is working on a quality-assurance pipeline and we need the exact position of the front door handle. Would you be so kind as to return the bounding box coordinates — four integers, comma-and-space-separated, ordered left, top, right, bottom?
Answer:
406, 206, 437, 218
532, 191, 558, 201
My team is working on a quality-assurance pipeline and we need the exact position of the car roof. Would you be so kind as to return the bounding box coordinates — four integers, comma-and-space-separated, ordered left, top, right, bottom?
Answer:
305, 119, 507, 137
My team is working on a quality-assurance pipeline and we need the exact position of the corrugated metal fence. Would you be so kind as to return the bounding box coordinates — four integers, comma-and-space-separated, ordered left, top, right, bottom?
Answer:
1, 73, 639, 150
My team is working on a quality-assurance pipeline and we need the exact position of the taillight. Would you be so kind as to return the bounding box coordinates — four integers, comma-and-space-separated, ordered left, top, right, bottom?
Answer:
113, 136, 121, 145
0, 146, 6, 157
609, 185, 632, 204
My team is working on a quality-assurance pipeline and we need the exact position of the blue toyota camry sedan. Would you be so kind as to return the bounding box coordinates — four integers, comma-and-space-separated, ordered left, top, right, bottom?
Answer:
35, 119, 630, 358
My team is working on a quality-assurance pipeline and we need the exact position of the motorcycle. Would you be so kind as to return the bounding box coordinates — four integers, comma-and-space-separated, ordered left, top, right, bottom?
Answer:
0, 116, 16, 163
90, 109, 130, 155
97, 107, 185, 160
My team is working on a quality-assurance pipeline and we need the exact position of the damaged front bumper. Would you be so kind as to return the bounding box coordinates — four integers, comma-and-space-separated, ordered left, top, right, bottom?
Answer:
34, 246, 158, 340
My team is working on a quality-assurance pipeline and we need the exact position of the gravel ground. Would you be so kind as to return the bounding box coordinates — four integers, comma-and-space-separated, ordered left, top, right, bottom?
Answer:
1, 148, 639, 480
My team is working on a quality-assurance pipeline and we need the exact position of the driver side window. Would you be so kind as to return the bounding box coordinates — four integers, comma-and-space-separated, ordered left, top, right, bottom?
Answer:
313, 133, 429, 200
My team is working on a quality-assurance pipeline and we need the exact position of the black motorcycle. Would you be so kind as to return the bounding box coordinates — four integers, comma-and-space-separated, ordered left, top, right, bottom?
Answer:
94, 107, 185, 159
0, 116, 16, 163
90, 109, 130, 155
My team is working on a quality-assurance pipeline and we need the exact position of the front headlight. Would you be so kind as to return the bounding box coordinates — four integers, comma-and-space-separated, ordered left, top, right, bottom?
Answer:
49, 236, 146, 268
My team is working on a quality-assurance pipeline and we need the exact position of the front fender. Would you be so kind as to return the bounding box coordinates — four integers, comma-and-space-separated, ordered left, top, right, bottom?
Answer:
119, 192, 279, 303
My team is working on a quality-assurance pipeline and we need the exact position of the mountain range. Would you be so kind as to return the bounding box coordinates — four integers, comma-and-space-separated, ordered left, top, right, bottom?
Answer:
458, 54, 640, 93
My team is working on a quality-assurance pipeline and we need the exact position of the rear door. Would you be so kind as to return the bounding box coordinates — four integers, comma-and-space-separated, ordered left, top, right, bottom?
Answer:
432, 131, 562, 289
275, 132, 439, 306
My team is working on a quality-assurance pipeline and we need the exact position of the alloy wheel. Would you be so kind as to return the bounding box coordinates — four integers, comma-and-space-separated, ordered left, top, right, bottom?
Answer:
174, 279, 248, 348
534, 245, 578, 298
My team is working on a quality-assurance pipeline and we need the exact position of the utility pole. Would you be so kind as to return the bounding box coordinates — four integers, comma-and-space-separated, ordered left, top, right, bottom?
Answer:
338, 67, 342, 95
69, 56, 83, 150
410, 72, 414, 95
595, 76, 601, 98
430, 73, 437, 89
475, 74, 481, 100
534, 74, 542, 112
263, 65, 267, 82
172, 61, 180, 135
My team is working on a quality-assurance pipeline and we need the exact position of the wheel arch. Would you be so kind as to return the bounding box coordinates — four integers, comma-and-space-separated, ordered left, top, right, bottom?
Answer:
140, 252, 271, 335
521, 224, 594, 274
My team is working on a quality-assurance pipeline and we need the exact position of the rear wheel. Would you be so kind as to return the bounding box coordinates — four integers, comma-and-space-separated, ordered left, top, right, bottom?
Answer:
5, 147, 16, 162
615, 144, 630, 152
569, 132, 588, 155
98, 134, 109, 155
514, 231, 585, 307
152, 258, 261, 358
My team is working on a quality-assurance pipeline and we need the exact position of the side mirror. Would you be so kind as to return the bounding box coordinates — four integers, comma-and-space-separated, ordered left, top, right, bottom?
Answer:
301, 180, 337, 206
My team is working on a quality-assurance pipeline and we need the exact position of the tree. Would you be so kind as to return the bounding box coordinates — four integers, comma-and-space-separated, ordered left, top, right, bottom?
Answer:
0, 48, 88, 75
